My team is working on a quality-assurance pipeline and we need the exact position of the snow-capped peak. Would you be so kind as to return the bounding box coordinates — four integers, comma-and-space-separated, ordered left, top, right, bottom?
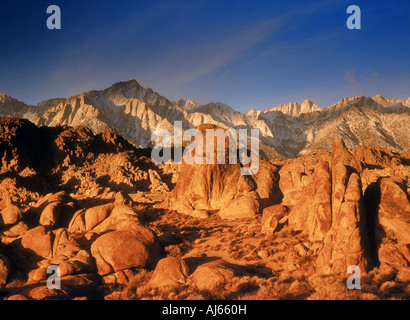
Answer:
174, 98, 199, 111
270, 99, 321, 117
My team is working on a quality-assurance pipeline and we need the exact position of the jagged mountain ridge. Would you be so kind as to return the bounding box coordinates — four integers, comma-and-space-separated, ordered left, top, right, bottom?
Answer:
267, 99, 321, 117
0, 79, 409, 159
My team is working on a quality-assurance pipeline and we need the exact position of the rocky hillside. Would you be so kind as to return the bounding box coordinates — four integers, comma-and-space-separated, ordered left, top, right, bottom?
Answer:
0, 117, 169, 203
0, 117, 409, 300
1, 80, 409, 159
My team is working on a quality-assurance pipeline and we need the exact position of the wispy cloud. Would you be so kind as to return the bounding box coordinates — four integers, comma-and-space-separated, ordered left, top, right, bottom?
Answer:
40, 0, 342, 102
150, 17, 281, 90
364, 72, 379, 86
153, 0, 339, 90
344, 69, 379, 89
344, 69, 357, 85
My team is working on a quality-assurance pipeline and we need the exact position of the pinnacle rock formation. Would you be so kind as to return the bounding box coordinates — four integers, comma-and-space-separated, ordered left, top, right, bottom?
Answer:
369, 178, 410, 269
286, 138, 410, 276
316, 138, 368, 274
287, 139, 369, 274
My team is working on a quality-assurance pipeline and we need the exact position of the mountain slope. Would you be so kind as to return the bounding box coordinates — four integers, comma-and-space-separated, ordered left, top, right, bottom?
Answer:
0, 94, 43, 124
0, 80, 409, 159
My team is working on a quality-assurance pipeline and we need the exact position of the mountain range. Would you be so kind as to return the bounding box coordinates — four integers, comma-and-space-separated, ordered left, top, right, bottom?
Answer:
1, 79, 409, 159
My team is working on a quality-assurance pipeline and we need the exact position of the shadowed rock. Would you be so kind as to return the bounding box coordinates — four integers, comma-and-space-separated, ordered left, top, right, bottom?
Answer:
288, 161, 332, 241
316, 138, 368, 274
0, 253, 10, 288
375, 178, 410, 269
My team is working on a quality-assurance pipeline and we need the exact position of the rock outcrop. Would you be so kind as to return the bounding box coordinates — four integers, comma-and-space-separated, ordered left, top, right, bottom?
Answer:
286, 138, 410, 277
372, 178, 410, 269
169, 124, 281, 220
0, 117, 169, 199
288, 161, 332, 241
287, 139, 368, 274
316, 139, 368, 274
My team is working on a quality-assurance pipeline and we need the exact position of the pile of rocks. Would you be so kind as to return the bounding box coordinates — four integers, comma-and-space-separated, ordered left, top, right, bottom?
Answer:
0, 191, 161, 299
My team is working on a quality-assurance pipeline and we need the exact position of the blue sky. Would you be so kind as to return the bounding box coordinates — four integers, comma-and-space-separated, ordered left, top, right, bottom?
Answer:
0, 0, 409, 112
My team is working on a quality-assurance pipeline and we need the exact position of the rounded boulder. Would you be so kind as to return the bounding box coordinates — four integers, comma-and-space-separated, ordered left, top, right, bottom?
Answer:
91, 227, 161, 275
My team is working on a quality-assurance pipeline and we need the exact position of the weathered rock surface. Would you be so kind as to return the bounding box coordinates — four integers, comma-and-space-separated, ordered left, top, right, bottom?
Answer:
191, 260, 238, 292
278, 150, 330, 206
261, 204, 289, 234
374, 178, 410, 269
0, 253, 10, 288
378, 178, 410, 244
169, 124, 280, 220
39, 201, 63, 227
170, 162, 257, 215
21, 226, 54, 260
285, 139, 370, 274
288, 161, 332, 241
68, 203, 115, 233
217, 193, 260, 220
91, 227, 161, 276
1, 204, 22, 226
148, 256, 190, 288
316, 139, 368, 274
